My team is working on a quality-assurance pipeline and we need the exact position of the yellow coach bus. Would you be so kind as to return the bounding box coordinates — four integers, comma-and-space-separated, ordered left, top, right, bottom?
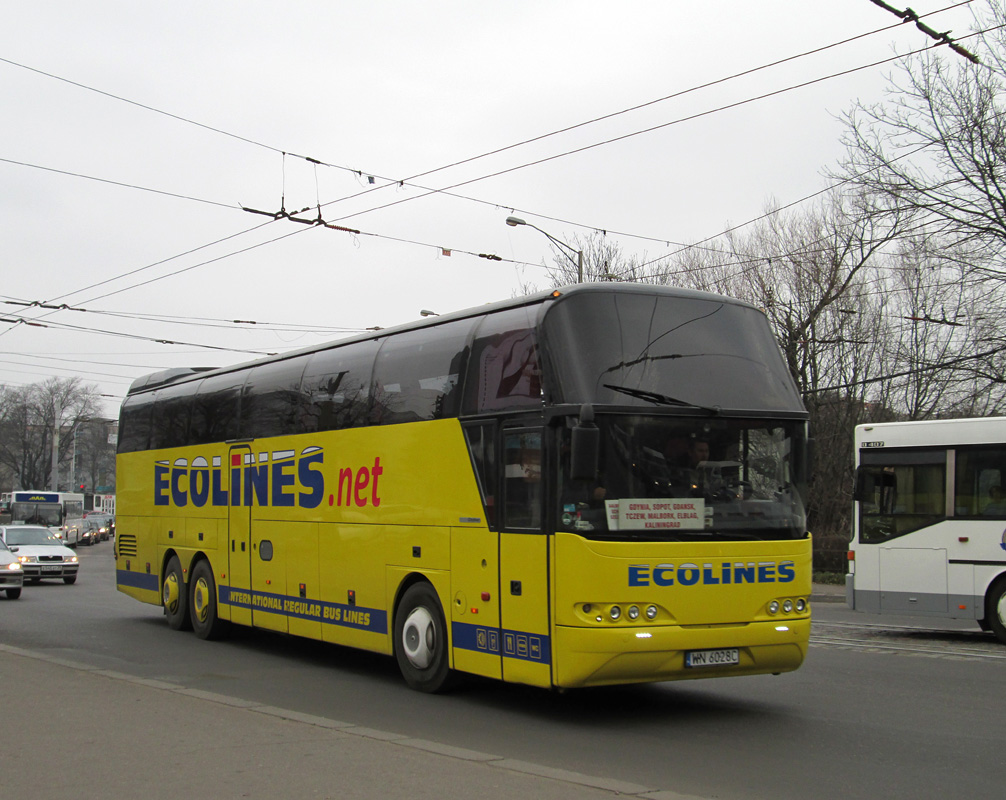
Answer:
115, 284, 812, 692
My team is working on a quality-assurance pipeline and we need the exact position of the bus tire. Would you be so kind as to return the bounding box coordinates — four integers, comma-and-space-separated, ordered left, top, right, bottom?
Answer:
189, 560, 226, 641
163, 556, 191, 631
5, 588, 21, 599
394, 582, 452, 693
986, 578, 1006, 644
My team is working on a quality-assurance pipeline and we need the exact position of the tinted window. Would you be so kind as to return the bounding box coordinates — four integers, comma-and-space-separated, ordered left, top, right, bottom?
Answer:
464, 422, 497, 528
540, 290, 803, 411
371, 319, 474, 425
858, 449, 946, 542
191, 373, 245, 445
503, 429, 542, 530
118, 393, 155, 453
241, 356, 310, 439
463, 308, 542, 415
150, 382, 196, 450
300, 339, 379, 432
955, 446, 1006, 517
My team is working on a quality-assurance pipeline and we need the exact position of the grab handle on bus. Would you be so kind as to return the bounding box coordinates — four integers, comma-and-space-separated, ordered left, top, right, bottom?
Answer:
570, 404, 600, 481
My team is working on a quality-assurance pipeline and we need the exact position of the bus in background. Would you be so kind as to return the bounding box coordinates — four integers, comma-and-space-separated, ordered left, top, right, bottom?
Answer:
848, 418, 1006, 644
10, 490, 85, 546
93, 493, 116, 516
115, 283, 812, 692
84, 493, 116, 517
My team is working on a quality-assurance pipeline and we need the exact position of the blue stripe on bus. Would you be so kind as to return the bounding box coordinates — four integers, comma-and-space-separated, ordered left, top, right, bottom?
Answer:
218, 586, 388, 634
116, 569, 159, 592
452, 621, 551, 664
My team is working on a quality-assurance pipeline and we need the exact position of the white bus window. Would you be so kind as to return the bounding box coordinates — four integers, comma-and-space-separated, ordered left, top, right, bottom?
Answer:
955, 447, 1006, 517
858, 460, 945, 542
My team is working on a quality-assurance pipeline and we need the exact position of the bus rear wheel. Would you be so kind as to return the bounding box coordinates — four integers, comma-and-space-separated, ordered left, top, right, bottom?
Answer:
189, 560, 226, 640
394, 582, 452, 693
986, 579, 1006, 644
163, 556, 191, 631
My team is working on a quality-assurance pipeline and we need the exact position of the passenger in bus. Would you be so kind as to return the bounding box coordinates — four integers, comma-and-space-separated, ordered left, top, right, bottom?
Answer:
982, 485, 1006, 515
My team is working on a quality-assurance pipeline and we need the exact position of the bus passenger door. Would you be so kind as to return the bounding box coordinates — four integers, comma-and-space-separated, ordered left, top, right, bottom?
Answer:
499, 428, 552, 688
226, 445, 253, 626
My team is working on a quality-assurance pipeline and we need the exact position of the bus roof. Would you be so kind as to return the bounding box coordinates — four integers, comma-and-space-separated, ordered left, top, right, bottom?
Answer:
125, 283, 763, 397
856, 417, 1006, 448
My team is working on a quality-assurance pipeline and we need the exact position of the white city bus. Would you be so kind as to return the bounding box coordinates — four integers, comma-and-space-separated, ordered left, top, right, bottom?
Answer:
847, 418, 1006, 643
9, 491, 86, 546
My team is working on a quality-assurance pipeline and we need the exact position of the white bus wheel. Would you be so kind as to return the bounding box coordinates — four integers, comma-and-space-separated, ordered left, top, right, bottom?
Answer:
394, 582, 452, 693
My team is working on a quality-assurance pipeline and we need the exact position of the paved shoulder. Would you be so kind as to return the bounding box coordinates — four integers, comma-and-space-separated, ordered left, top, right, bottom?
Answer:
0, 646, 704, 800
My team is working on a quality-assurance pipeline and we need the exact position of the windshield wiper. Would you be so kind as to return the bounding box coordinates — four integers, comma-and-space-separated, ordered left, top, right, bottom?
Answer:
603, 383, 719, 415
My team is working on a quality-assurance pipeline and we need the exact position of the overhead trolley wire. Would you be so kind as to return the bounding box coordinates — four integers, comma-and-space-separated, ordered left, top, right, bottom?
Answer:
0, 3, 988, 336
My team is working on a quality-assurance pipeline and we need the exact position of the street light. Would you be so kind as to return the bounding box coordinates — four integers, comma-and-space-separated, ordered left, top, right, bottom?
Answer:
505, 216, 583, 283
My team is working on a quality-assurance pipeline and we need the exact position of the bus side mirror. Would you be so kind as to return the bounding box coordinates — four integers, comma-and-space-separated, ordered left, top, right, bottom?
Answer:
570, 404, 600, 480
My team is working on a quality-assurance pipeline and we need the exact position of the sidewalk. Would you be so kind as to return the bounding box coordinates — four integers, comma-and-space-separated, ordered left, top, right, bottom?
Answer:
811, 581, 846, 604
0, 644, 701, 800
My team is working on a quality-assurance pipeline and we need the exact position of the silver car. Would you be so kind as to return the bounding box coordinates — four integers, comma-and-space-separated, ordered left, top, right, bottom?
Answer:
0, 537, 24, 599
0, 525, 79, 585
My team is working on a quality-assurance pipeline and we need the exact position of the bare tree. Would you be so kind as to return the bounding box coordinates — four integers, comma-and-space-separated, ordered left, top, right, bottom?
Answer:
0, 378, 102, 490
837, 1, 1006, 281
519, 231, 662, 293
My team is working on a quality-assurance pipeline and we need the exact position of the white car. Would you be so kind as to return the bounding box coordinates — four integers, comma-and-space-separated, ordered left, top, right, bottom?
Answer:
0, 537, 24, 599
0, 525, 79, 585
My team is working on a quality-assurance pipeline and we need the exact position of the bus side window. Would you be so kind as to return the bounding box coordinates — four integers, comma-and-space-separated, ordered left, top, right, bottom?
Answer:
859, 461, 945, 542
463, 423, 497, 528
955, 446, 1006, 517
503, 430, 542, 530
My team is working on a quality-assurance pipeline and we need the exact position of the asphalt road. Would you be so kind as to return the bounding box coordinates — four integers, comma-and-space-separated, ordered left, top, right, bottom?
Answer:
3, 542, 1004, 800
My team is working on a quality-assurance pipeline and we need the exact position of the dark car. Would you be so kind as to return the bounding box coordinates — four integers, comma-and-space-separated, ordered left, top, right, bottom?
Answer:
85, 513, 115, 542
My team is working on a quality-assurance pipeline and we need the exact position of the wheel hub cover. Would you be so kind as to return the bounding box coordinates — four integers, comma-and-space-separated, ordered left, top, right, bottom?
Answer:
402, 606, 435, 669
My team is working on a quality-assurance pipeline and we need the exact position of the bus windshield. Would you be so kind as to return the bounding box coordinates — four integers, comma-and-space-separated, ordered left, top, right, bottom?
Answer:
11, 502, 62, 527
542, 289, 802, 412
558, 415, 807, 541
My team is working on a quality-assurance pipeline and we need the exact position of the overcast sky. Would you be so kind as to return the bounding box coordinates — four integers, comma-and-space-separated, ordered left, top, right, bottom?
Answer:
0, 1, 982, 418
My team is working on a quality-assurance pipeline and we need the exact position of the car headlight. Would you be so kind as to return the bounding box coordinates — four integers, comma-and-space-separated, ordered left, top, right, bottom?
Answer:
5, 562, 21, 571
65, 555, 79, 563
18, 555, 38, 563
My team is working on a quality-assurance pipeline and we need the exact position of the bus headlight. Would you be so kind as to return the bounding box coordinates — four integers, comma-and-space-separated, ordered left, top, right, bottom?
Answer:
796, 598, 807, 613
609, 605, 621, 621
627, 605, 639, 620
783, 599, 794, 613
768, 600, 780, 614
645, 605, 658, 620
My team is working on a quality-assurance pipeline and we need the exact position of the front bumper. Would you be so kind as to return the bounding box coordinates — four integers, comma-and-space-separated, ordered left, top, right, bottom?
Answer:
20, 563, 78, 580
553, 617, 810, 688
0, 571, 24, 590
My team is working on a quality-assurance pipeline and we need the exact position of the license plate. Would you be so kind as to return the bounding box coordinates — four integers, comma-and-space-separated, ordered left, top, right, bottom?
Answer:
41, 565, 61, 573
685, 648, 739, 668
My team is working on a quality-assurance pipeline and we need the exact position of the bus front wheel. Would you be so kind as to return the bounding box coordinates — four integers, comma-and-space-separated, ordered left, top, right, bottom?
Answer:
986, 579, 1006, 644
394, 582, 452, 693
163, 556, 191, 631
189, 560, 226, 641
